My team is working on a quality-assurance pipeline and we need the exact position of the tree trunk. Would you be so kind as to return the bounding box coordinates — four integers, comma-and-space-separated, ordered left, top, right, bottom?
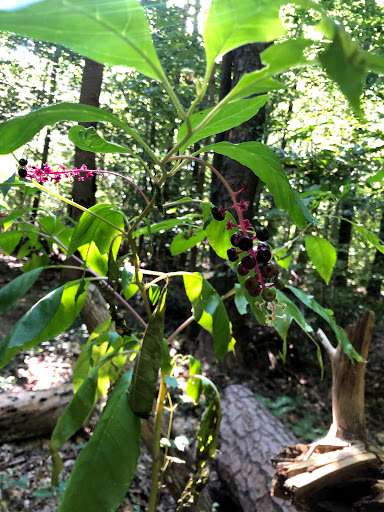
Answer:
70, 57, 104, 221
334, 208, 353, 287
366, 209, 384, 298
211, 43, 270, 219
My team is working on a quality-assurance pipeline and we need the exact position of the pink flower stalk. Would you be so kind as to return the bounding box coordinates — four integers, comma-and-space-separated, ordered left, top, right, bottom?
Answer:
25, 163, 101, 183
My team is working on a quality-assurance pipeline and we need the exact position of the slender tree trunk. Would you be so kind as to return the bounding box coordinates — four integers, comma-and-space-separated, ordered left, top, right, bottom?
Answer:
70, 58, 104, 221
335, 207, 353, 287
32, 46, 62, 217
366, 209, 384, 298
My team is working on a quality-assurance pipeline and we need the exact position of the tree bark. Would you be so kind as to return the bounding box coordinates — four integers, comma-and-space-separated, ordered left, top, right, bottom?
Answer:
367, 209, 384, 298
216, 384, 298, 511
70, 57, 104, 221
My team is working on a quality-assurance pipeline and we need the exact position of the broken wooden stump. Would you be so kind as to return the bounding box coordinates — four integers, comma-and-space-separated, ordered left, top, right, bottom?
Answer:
272, 310, 384, 511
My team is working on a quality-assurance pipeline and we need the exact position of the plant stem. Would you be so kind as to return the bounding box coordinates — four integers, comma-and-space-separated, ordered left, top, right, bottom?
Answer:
147, 372, 167, 512
32, 180, 128, 236
168, 155, 249, 235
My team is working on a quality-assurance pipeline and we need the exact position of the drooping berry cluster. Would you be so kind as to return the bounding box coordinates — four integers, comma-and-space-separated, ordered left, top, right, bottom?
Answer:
211, 187, 287, 326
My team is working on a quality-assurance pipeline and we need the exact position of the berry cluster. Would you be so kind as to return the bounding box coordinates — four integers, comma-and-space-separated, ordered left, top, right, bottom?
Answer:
211, 195, 287, 326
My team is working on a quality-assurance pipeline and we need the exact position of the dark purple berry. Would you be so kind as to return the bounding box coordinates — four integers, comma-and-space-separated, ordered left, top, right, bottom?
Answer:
230, 232, 241, 247
257, 247, 271, 264
261, 260, 279, 278
18, 158, 28, 166
238, 236, 253, 251
18, 167, 27, 178
227, 247, 239, 262
261, 287, 276, 302
211, 206, 225, 221
237, 262, 249, 276
244, 276, 261, 296
274, 276, 286, 290
241, 254, 256, 270
256, 226, 269, 241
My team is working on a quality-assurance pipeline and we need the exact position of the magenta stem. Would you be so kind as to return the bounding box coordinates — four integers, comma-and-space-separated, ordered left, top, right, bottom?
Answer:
167, 315, 194, 343
53, 236, 147, 328
168, 156, 248, 235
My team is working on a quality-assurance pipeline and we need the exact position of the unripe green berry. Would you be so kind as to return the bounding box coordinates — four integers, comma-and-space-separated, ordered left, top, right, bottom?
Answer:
261, 287, 276, 302
274, 276, 286, 290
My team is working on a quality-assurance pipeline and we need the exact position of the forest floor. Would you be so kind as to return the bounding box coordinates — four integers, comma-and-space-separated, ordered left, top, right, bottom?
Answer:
1, 253, 384, 512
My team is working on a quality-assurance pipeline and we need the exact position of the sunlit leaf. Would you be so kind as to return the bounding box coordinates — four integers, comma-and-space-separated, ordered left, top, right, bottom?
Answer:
186, 356, 202, 403
203, 0, 284, 70
305, 235, 336, 285
0, 0, 164, 80
177, 96, 268, 154
226, 39, 312, 101
170, 228, 206, 256
68, 126, 133, 154
0, 103, 127, 154
204, 142, 317, 228
319, 25, 366, 117
67, 203, 124, 257
183, 272, 234, 360
0, 280, 88, 368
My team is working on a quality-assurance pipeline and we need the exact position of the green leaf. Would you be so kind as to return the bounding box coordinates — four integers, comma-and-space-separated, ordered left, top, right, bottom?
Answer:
196, 378, 221, 466
0, 174, 17, 198
186, 356, 202, 404
149, 284, 160, 306
0, 267, 43, 314
128, 286, 167, 419
364, 52, 384, 75
183, 272, 234, 360
305, 235, 336, 285
108, 242, 120, 291
202, 203, 238, 260
51, 367, 99, 453
319, 25, 366, 117
203, 142, 315, 228
67, 203, 124, 257
366, 168, 384, 183
234, 283, 248, 316
0, 0, 164, 81
177, 95, 268, 154
226, 39, 313, 101
22, 253, 50, 273
0, 230, 23, 254
288, 286, 365, 363
57, 371, 141, 512
0, 103, 127, 155
346, 220, 384, 254
68, 126, 133, 154
274, 289, 314, 347
274, 248, 292, 269
0, 280, 88, 368
170, 228, 206, 256
203, 0, 284, 70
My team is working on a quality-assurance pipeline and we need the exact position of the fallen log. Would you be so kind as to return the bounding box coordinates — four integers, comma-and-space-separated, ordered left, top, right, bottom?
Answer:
0, 384, 72, 442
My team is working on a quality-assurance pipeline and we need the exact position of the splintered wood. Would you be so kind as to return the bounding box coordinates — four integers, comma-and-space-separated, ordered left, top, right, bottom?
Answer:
272, 442, 384, 510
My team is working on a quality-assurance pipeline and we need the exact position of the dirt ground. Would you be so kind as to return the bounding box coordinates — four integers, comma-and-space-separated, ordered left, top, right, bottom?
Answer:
1, 252, 384, 511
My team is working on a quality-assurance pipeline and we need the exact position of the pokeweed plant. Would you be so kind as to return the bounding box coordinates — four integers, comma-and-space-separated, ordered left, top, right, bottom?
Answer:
0, 0, 383, 510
